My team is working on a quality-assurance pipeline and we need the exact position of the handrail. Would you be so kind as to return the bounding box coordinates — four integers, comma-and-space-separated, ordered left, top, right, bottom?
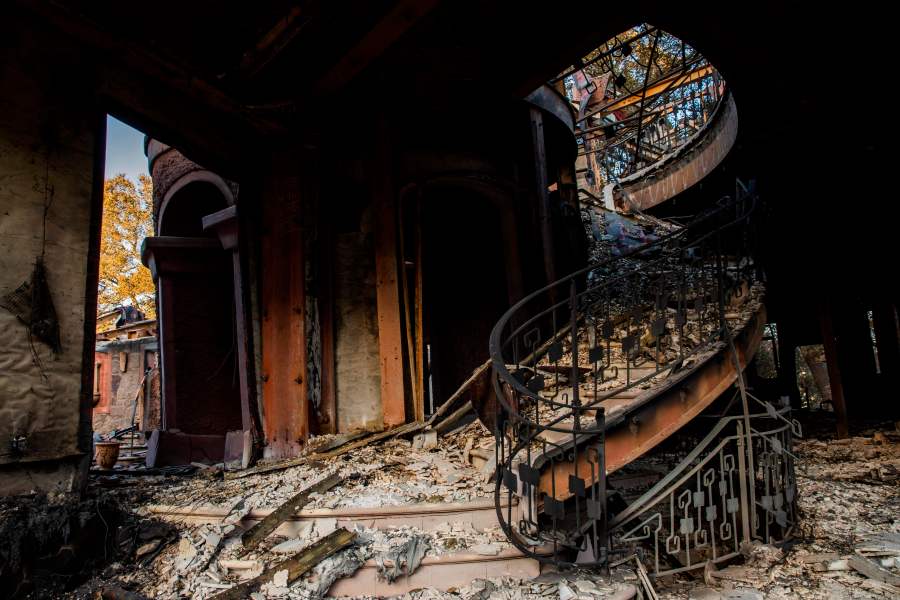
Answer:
609, 400, 799, 578
490, 178, 762, 567
489, 184, 757, 422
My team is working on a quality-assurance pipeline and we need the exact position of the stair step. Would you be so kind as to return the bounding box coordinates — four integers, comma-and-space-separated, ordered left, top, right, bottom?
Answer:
581, 388, 641, 399
148, 498, 518, 538
328, 546, 553, 597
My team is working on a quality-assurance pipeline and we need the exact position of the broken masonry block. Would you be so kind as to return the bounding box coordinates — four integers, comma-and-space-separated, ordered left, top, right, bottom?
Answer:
412, 430, 438, 449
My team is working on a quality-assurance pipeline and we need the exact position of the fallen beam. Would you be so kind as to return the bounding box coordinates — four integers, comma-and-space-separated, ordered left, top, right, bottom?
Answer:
240, 472, 344, 555
848, 554, 900, 586
213, 528, 357, 600
96, 586, 152, 600
426, 359, 491, 426
433, 401, 473, 434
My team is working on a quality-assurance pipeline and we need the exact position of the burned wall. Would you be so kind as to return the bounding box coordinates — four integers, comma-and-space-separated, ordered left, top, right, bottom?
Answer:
0, 12, 99, 494
333, 202, 382, 432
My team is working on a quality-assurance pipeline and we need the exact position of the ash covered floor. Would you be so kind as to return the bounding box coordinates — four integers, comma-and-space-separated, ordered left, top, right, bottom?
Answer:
3, 419, 896, 599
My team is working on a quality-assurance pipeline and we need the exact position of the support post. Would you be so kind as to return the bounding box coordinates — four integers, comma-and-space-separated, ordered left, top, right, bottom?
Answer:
530, 107, 556, 286
819, 301, 849, 438
735, 421, 752, 542
776, 321, 801, 409
318, 211, 337, 433
872, 301, 900, 374
372, 119, 406, 427
872, 300, 900, 417
413, 197, 425, 421
260, 168, 308, 457
202, 206, 262, 445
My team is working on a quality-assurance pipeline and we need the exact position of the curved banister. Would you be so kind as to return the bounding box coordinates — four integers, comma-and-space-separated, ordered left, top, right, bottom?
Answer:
489, 184, 757, 415
489, 179, 762, 567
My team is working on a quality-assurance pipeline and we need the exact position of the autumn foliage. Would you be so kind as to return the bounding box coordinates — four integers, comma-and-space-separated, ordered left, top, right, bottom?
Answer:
98, 174, 156, 318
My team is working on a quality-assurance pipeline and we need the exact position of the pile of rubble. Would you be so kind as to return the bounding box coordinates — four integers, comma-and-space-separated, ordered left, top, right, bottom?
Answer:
54, 419, 900, 599
115, 420, 496, 514
69, 419, 508, 598
405, 572, 640, 600
75, 518, 514, 599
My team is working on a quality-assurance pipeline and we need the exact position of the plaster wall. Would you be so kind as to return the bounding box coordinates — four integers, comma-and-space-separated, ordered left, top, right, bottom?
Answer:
334, 207, 382, 432
0, 16, 98, 492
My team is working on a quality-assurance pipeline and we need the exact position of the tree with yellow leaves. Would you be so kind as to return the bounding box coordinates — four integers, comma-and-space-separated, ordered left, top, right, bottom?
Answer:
98, 174, 156, 319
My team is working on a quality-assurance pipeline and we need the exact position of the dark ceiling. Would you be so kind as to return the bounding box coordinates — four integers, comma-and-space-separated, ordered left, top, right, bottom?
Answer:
20, 0, 892, 311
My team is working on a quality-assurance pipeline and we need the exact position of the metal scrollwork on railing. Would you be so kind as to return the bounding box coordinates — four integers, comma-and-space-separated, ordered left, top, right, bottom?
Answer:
490, 180, 767, 567
608, 400, 800, 577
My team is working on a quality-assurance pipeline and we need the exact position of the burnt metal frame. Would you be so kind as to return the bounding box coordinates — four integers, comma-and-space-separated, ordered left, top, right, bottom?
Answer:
490, 181, 764, 567
568, 24, 724, 188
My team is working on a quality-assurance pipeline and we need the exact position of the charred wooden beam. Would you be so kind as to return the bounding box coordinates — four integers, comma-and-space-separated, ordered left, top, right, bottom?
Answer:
312, 0, 441, 97
223, 420, 423, 480
213, 528, 356, 600
261, 168, 309, 457
15, 0, 281, 176
240, 472, 343, 554
819, 301, 849, 438
238, 5, 313, 79
372, 118, 406, 427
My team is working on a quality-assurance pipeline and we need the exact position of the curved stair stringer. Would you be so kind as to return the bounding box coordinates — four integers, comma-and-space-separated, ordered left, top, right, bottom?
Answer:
535, 300, 766, 502
606, 92, 739, 213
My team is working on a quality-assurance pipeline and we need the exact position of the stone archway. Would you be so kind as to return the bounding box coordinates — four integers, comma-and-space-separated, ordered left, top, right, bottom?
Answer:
142, 146, 254, 466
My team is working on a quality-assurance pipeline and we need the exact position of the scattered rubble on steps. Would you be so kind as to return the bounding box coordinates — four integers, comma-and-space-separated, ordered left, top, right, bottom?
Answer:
67, 419, 506, 598
402, 572, 639, 600
94, 419, 496, 515
51, 420, 900, 599
70, 513, 515, 599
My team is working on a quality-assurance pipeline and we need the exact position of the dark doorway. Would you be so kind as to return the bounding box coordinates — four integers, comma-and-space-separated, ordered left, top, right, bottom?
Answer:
420, 188, 510, 415
148, 181, 242, 462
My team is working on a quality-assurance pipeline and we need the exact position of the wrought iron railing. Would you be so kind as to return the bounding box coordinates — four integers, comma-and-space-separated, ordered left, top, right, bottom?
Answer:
610, 394, 800, 577
563, 24, 727, 191
490, 180, 763, 567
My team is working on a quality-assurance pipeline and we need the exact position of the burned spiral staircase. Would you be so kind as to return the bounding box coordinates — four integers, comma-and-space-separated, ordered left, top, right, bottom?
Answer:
487, 182, 800, 574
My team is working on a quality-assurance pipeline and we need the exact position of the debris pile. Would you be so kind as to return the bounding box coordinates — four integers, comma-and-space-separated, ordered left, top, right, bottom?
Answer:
112, 421, 495, 514
66, 419, 509, 598
406, 573, 638, 600
17, 405, 894, 600
73, 512, 515, 598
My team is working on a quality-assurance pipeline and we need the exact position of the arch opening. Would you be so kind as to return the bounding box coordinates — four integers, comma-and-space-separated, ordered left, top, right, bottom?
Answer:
149, 179, 245, 462
554, 23, 734, 208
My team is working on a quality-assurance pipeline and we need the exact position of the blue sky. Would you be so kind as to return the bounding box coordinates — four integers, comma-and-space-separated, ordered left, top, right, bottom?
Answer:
105, 115, 149, 181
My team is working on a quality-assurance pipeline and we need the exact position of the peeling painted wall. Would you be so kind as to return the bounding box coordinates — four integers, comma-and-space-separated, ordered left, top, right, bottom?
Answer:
334, 206, 382, 432
0, 16, 98, 493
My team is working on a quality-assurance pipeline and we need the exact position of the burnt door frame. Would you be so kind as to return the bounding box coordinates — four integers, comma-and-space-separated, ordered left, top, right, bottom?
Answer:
202, 205, 262, 440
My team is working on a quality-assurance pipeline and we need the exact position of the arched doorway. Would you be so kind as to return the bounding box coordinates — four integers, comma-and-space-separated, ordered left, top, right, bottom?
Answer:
142, 180, 246, 464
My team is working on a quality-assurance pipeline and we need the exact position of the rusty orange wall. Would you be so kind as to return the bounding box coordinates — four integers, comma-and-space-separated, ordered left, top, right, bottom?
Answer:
260, 172, 308, 459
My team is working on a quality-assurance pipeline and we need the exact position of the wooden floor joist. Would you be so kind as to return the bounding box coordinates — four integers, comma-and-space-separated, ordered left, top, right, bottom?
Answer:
213, 528, 357, 600
240, 472, 344, 554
